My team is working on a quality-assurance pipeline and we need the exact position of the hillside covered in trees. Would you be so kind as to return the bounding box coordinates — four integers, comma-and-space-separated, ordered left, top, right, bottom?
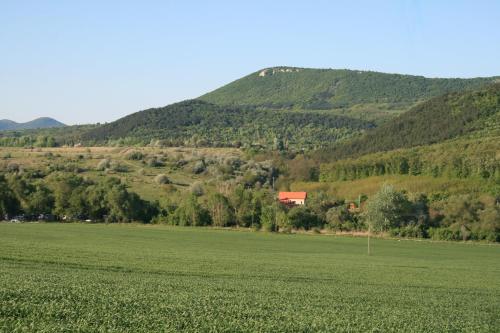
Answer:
200, 67, 498, 116
1, 69, 498, 150
80, 100, 374, 149
317, 83, 500, 161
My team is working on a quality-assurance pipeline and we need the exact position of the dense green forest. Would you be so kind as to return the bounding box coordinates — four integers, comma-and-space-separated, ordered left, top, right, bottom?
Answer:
317, 83, 500, 161
200, 67, 498, 113
80, 100, 373, 149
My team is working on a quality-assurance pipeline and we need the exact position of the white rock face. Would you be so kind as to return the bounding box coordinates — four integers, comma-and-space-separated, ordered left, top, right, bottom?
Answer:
258, 67, 302, 77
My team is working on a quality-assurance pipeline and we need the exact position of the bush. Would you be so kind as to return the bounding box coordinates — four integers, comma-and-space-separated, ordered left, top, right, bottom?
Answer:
428, 227, 461, 241
287, 206, 322, 230
109, 161, 128, 173
326, 206, 350, 231
192, 161, 206, 174
97, 159, 111, 171
155, 174, 170, 185
147, 157, 165, 167
125, 150, 144, 160
7, 162, 20, 173
190, 182, 204, 196
389, 224, 425, 238
260, 205, 277, 232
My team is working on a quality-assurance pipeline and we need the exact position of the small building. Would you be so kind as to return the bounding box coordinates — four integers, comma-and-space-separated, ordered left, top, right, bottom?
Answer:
278, 192, 307, 206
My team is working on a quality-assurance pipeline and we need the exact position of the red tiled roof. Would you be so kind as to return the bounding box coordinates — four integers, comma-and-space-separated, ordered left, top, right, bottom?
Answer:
278, 192, 307, 200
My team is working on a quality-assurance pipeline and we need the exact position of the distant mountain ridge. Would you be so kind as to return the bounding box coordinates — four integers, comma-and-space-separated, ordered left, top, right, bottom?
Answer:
0, 117, 66, 131
200, 67, 499, 118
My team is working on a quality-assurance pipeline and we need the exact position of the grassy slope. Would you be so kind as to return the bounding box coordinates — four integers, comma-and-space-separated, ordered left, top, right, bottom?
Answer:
0, 146, 241, 205
1, 224, 499, 332
292, 175, 493, 201
200, 67, 498, 114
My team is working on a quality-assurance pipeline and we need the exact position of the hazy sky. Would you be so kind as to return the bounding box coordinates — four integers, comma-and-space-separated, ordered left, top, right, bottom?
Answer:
1, 0, 499, 124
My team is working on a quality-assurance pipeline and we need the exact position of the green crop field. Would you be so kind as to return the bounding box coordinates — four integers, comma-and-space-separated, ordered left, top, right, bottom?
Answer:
0, 224, 499, 332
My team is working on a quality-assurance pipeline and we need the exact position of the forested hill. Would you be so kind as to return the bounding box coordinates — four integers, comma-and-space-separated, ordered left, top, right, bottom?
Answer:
199, 67, 498, 112
317, 83, 500, 161
81, 100, 373, 148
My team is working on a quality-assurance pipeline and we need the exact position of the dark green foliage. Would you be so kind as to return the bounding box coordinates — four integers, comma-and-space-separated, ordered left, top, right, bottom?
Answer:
81, 100, 373, 149
168, 194, 210, 226
287, 206, 322, 230
320, 83, 500, 160
200, 67, 497, 112
0, 172, 157, 223
326, 206, 352, 231
0, 175, 20, 217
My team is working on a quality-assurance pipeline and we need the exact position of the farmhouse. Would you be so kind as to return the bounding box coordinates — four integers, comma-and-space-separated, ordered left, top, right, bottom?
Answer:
278, 192, 307, 206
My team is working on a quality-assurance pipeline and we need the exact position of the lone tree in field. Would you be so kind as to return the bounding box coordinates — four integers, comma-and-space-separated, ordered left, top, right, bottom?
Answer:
364, 184, 411, 254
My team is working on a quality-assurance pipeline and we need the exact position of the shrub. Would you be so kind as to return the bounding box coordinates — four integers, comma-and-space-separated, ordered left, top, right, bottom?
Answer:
7, 162, 20, 173
147, 157, 165, 167
192, 161, 206, 174
125, 150, 144, 160
109, 162, 128, 173
326, 206, 350, 231
287, 206, 321, 230
190, 182, 204, 196
260, 205, 277, 232
97, 159, 111, 171
155, 174, 170, 185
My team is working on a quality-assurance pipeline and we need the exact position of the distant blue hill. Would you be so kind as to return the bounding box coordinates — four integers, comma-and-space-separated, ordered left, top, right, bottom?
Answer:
0, 117, 66, 131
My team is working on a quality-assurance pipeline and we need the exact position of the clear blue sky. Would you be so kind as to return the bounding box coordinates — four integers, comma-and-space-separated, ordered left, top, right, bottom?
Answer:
1, 0, 499, 124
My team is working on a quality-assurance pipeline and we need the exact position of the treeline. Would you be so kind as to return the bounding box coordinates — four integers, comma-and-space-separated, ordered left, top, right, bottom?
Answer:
0, 173, 157, 223
0, 125, 97, 148
81, 100, 373, 149
317, 83, 500, 161
1, 168, 498, 242
0, 135, 57, 147
364, 184, 499, 242
320, 137, 500, 187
